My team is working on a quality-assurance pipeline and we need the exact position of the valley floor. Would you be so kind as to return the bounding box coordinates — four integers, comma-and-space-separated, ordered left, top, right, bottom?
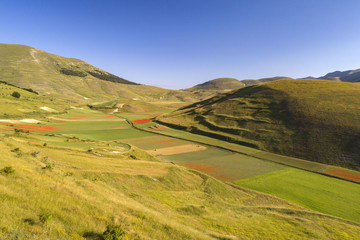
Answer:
0, 107, 359, 239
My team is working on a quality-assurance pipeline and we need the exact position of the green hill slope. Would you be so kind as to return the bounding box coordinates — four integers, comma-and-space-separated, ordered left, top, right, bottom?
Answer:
185, 77, 292, 95
158, 79, 360, 170
241, 76, 292, 86
186, 78, 245, 91
0, 44, 202, 103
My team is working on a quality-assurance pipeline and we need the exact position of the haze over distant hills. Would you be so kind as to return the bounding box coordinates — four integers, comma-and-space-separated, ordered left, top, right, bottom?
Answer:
319, 68, 360, 82
186, 68, 360, 93
185, 77, 292, 94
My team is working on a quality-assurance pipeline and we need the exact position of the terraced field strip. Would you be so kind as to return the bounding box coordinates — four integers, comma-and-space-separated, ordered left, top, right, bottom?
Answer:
323, 166, 360, 182
234, 168, 360, 223
147, 126, 262, 155
36, 111, 152, 141
117, 113, 160, 120
254, 152, 360, 183
147, 144, 206, 155
122, 135, 188, 150
0, 122, 59, 132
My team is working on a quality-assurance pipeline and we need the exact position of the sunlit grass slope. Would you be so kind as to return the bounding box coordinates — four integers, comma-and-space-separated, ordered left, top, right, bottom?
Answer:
0, 82, 69, 118
1, 136, 360, 239
186, 78, 245, 92
158, 79, 360, 170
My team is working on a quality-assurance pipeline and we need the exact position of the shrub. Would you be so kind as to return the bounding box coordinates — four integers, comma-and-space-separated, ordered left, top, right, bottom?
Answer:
11, 147, 20, 152
11, 147, 22, 157
14, 128, 24, 134
60, 68, 87, 77
0, 166, 15, 175
42, 164, 53, 170
102, 225, 127, 240
11, 91, 21, 98
30, 151, 40, 157
38, 213, 51, 224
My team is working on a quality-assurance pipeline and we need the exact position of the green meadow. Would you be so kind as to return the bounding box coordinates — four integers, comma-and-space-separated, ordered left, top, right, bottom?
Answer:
235, 168, 360, 223
163, 148, 287, 180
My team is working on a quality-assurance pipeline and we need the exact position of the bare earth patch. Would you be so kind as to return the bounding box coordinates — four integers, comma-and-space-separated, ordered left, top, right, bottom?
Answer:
147, 144, 206, 156
40, 106, 57, 112
185, 162, 231, 181
0, 119, 41, 124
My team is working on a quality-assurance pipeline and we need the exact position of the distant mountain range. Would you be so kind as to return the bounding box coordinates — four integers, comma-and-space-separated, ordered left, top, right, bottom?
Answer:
185, 77, 291, 93
318, 68, 360, 82
186, 69, 360, 93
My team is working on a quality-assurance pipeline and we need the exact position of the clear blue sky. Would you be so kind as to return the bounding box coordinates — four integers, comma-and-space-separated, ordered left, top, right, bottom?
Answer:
1, 0, 360, 89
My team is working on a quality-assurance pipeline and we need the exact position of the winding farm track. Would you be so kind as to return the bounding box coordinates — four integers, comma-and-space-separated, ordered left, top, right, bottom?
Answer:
118, 115, 360, 184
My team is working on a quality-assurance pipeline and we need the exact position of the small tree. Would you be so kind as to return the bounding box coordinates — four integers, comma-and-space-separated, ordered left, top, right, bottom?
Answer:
103, 225, 127, 240
0, 166, 15, 175
38, 213, 51, 224
11, 91, 21, 98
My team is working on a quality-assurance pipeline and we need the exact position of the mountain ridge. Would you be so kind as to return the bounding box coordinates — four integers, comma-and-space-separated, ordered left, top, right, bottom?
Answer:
0, 44, 207, 104
318, 68, 360, 82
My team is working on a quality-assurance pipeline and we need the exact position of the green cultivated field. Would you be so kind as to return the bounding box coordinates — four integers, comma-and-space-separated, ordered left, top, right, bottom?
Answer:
235, 168, 360, 223
163, 148, 287, 180
148, 125, 262, 155
42, 110, 152, 141
122, 135, 188, 150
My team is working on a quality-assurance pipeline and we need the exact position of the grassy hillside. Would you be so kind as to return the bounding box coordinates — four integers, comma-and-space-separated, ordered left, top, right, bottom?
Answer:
0, 81, 69, 118
241, 76, 292, 86
157, 79, 360, 170
186, 78, 245, 92
185, 77, 292, 99
1, 135, 360, 239
0, 44, 204, 103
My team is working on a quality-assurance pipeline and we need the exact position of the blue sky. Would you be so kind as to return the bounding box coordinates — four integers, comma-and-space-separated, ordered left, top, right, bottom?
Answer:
1, 0, 360, 89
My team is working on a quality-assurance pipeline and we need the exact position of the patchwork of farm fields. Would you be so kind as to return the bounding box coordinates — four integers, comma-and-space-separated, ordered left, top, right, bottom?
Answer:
0, 108, 359, 223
